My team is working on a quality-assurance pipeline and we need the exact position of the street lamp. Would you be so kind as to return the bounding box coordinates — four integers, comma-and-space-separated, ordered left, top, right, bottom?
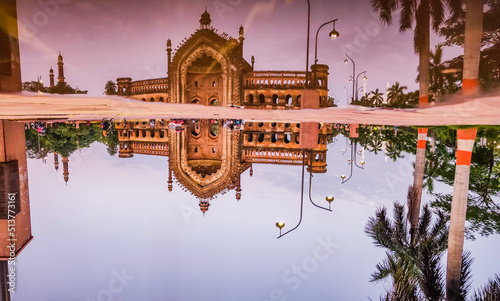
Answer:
314, 19, 339, 65
307, 150, 332, 212
276, 149, 334, 239
355, 71, 367, 101
344, 53, 355, 104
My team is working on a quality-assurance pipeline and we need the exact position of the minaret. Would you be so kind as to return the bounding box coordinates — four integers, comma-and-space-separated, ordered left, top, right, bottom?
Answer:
53, 153, 59, 172
166, 39, 172, 74
62, 156, 69, 184
251, 56, 255, 70
199, 9, 211, 29
49, 67, 54, 87
235, 173, 242, 201
167, 164, 173, 192
239, 26, 244, 57
57, 52, 65, 83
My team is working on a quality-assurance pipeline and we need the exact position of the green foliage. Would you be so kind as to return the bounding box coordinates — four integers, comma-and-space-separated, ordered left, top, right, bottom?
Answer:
104, 80, 117, 95
440, 0, 500, 90
22, 81, 46, 92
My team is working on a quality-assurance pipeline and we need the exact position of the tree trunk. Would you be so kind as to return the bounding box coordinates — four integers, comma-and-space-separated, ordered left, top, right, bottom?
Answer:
417, 1, 431, 105
446, 128, 477, 300
410, 128, 427, 242
463, 0, 485, 94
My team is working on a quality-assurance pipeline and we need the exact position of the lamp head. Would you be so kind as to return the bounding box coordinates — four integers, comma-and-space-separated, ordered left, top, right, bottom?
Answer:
326, 196, 334, 203
363, 76, 367, 81
329, 29, 339, 39
344, 59, 348, 64
361, 160, 365, 165
276, 221, 285, 229
341, 175, 346, 180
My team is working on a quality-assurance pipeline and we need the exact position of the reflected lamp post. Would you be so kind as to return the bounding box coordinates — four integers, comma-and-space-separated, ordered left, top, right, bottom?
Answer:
355, 71, 367, 101
341, 139, 365, 184
276, 149, 334, 239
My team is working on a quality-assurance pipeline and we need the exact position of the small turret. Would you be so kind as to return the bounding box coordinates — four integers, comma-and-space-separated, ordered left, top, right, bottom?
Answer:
166, 39, 172, 74
62, 156, 69, 184
199, 200, 210, 216
251, 56, 255, 70
54, 153, 59, 172
199, 9, 211, 29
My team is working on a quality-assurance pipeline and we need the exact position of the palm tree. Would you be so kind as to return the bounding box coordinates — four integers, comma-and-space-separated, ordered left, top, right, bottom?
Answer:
365, 196, 449, 300
366, 192, 478, 300
430, 44, 446, 94
370, 89, 385, 107
104, 80, 117, 95
371, 0, 463, 105
462, 0, 485, 94
387, 82, 408, 107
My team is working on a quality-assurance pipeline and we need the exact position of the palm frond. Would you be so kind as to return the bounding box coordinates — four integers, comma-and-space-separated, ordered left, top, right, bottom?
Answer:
471, 273, 500, 301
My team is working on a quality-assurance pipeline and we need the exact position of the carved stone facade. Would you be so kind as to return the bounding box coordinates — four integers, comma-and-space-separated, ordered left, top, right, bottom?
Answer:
116, 10, 330, 109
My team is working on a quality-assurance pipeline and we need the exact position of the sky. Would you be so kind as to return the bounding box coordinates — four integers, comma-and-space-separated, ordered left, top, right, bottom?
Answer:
14, 133, 500, 300
16, 0, 465, 99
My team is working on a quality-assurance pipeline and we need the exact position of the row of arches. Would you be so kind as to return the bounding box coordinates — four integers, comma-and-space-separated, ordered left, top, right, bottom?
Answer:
246, 93, 302, 106
141, 97, 166, 102
246, 133, 300, 144
132, 84, 167, 94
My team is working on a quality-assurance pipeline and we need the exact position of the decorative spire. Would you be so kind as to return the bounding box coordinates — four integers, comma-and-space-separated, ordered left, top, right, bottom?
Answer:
199, 9, 211, 29
199, 200, 210, 216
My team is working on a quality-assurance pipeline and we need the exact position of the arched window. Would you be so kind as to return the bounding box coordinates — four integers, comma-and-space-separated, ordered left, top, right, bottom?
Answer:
210, 99, 219, 106
150, 97, 155, 102
286, 95, 293, 105
195, 81, 198, 88
271, 134, 278, 143
212, 81, 216, 87
192, 99, 200, 104
318, 78, 323, 86
247, 133, 253, 142
248, 94, 254, 103
285, 134, 291, 144
259, 94, 265, 104
258, 122, 264, 127
258, 133, 264, 142
159, 97, 164, 102
297, 95, 302, 105
271, 123, 277, 128
141, 98, 146, 102
272, 94, 279, 105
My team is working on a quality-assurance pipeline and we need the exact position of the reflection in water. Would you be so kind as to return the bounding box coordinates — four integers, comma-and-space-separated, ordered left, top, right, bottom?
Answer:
13, 119, 500, 298
0, 121, 33, 298
115, 119, 332, 215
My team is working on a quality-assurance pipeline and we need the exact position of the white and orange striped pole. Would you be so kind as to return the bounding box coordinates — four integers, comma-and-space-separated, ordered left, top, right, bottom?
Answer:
410, 128, 428, 239
446, 127, 477, 298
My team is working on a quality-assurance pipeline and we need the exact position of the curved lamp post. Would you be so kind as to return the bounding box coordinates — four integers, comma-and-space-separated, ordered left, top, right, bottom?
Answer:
355, 71, 367, 101
344, 53, 356, 104
314, 19, 339, 65
277, 150, 334, 238
341, 140, 365, 184
308, 151, 332, 212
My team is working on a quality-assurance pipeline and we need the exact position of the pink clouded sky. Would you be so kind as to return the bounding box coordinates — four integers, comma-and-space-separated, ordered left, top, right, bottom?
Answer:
17, 0, 464, 101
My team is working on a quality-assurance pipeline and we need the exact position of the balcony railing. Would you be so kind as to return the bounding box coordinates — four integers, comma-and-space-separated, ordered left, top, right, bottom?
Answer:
244, 71, 309, 88
131, 78, 168, 95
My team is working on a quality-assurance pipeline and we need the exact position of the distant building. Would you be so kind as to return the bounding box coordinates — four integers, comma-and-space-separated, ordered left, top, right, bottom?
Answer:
116, 9, 330, 109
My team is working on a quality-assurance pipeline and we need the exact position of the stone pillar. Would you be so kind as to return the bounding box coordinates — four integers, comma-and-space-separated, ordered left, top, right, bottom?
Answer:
301, 90, 320, 110
0, 121, 33, 261
299, 122, 319, 150
0, 0, 22, 93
